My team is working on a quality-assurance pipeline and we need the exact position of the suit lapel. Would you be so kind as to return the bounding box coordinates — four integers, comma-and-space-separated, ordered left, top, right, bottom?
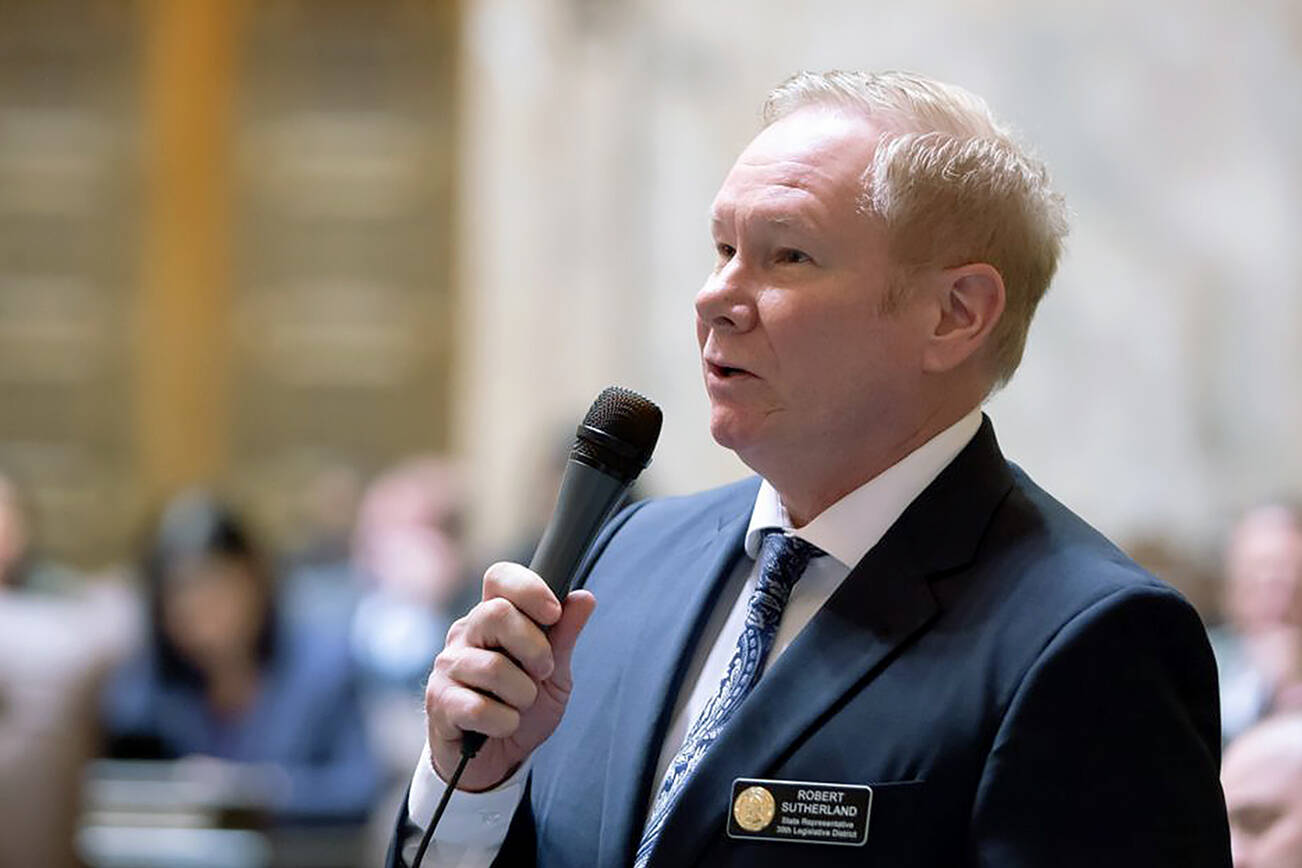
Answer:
595, 487, 755, 867
645, 417, 1014, 868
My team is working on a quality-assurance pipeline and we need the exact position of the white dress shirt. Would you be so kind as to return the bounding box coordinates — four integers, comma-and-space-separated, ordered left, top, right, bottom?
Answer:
403, 408, 983, 867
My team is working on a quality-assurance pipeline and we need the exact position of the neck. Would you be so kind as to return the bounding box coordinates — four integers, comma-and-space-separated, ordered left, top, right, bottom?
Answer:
767, 402, 976, 527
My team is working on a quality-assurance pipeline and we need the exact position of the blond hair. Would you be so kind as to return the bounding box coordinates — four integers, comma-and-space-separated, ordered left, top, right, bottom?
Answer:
763, 70, 1069, 388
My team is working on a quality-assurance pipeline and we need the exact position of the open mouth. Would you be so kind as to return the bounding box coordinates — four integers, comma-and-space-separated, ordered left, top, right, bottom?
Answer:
708, 361, 750, 378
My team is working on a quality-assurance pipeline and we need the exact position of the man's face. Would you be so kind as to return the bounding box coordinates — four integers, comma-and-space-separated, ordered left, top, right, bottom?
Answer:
1224, 728, 1302, 868
696, 108, 932, 477
1227, 508, 1302, 633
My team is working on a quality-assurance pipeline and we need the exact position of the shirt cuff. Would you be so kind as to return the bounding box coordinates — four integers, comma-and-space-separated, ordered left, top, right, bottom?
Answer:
406, 741, 530, 848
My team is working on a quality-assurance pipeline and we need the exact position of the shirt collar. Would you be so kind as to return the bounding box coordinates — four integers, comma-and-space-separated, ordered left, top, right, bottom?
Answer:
744, 408, 984, 568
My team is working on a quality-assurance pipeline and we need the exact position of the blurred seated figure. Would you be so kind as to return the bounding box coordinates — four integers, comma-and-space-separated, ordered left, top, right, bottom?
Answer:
279, 461, 366, 637
0, 466, 81, 595
346, 457, 476, 863
101, 490, 379, 825
1223, 713, 1302, 868
0, 467, 109, 868
287, 461, 364, 573
1211, 502, 1302, 742
0, 597, 110, 868
349, 456, 474, 694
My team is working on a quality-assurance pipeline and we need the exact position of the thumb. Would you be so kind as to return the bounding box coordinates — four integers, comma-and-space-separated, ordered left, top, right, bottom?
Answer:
547, 589, 596, 689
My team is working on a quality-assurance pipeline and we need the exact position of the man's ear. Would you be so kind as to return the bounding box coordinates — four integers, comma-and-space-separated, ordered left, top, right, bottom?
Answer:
920, 262, 1006, 374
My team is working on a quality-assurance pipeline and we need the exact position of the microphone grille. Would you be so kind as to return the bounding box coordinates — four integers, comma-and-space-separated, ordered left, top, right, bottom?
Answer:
573, 386, 663, 477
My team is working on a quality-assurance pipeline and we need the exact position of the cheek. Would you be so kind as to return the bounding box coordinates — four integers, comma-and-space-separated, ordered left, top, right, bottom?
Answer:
225, 584, 265, 640
163, 593, 220, 655
794, 327, 918, 421
775, 307, 879, 378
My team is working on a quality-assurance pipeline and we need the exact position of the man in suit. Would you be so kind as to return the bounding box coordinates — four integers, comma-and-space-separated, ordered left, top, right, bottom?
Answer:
392, 70, 1231, 866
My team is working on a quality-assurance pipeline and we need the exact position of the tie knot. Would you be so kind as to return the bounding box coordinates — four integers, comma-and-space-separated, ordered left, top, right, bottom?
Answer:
756, 530, 824, 596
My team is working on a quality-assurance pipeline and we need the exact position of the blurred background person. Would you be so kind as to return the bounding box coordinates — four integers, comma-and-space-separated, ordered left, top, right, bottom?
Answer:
279, 460, 368, 638
345, 456, 476, 863
0, 594, 110, 868
285, 461, 366, 574
348, 456, 474, 695
100, 490, 379, 825
1211, 502, 1302, 742
0, 467, 116, 868
0, 465, 82, 596
1223, 713, 1302, 868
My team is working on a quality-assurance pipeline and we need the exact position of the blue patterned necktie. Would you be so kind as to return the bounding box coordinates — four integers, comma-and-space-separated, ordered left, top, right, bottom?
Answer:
634, 530, 824, 868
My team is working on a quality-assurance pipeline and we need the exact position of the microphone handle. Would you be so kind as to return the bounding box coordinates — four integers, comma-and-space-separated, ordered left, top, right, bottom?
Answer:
461, 460, 630, 758
529, 459, 630, 598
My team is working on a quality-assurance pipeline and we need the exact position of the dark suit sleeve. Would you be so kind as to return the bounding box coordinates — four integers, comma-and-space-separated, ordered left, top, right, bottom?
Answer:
970, 585, 1231, 867
384, 792, 417, 868
489, 777, 537, 868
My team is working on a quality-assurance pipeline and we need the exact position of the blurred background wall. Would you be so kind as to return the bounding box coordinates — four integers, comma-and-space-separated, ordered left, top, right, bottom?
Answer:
2, 0, 1301, 613
1, 0, 459, 567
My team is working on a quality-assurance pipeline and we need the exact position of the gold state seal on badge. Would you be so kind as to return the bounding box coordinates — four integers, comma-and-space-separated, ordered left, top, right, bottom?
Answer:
732, 785, 777, 832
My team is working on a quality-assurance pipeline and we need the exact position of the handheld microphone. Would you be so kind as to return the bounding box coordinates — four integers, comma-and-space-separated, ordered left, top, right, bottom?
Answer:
414, 386, 661, 867
462, 386, 662, 757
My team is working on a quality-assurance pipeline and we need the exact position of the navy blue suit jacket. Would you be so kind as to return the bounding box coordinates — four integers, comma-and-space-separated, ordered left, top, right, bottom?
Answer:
396, 418, 1230, 866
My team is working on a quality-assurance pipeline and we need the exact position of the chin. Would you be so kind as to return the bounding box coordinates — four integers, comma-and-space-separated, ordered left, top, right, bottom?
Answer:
708, 409, 765, 456
707, 410, 743, 450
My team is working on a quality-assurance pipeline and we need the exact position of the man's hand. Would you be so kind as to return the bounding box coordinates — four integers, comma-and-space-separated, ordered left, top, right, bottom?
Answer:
425, 561, 597, 792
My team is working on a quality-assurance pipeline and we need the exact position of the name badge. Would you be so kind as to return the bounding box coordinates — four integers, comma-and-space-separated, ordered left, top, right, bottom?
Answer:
727, 777, 872, 846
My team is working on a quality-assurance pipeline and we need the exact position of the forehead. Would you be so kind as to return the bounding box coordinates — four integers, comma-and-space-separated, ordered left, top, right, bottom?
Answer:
169, 552, 252, 586
712, 108, 881, 218
1231, 514, 1302, 563
1224, 735, 1302, 806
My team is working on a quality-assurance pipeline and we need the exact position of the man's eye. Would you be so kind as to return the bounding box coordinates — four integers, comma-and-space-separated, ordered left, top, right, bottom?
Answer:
777, 248, 812, 264
715, 243, 736, 261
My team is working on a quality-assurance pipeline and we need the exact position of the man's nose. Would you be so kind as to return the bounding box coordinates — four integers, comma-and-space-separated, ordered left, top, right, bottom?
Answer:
694, 263, 756, 333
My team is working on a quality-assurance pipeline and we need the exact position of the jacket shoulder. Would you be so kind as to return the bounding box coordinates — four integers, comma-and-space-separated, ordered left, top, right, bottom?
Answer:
947, 462, 1214, 708
573, 476, 757, 591
991, 463, 1180, 605
620, 476, 759, 532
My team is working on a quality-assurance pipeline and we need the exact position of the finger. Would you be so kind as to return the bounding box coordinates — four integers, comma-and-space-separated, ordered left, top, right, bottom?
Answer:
547, 590, 597, 689
445, 647, 539, 711
430, 682, 521, 741
462, 597, 555, 681
482, 561, 563, 627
